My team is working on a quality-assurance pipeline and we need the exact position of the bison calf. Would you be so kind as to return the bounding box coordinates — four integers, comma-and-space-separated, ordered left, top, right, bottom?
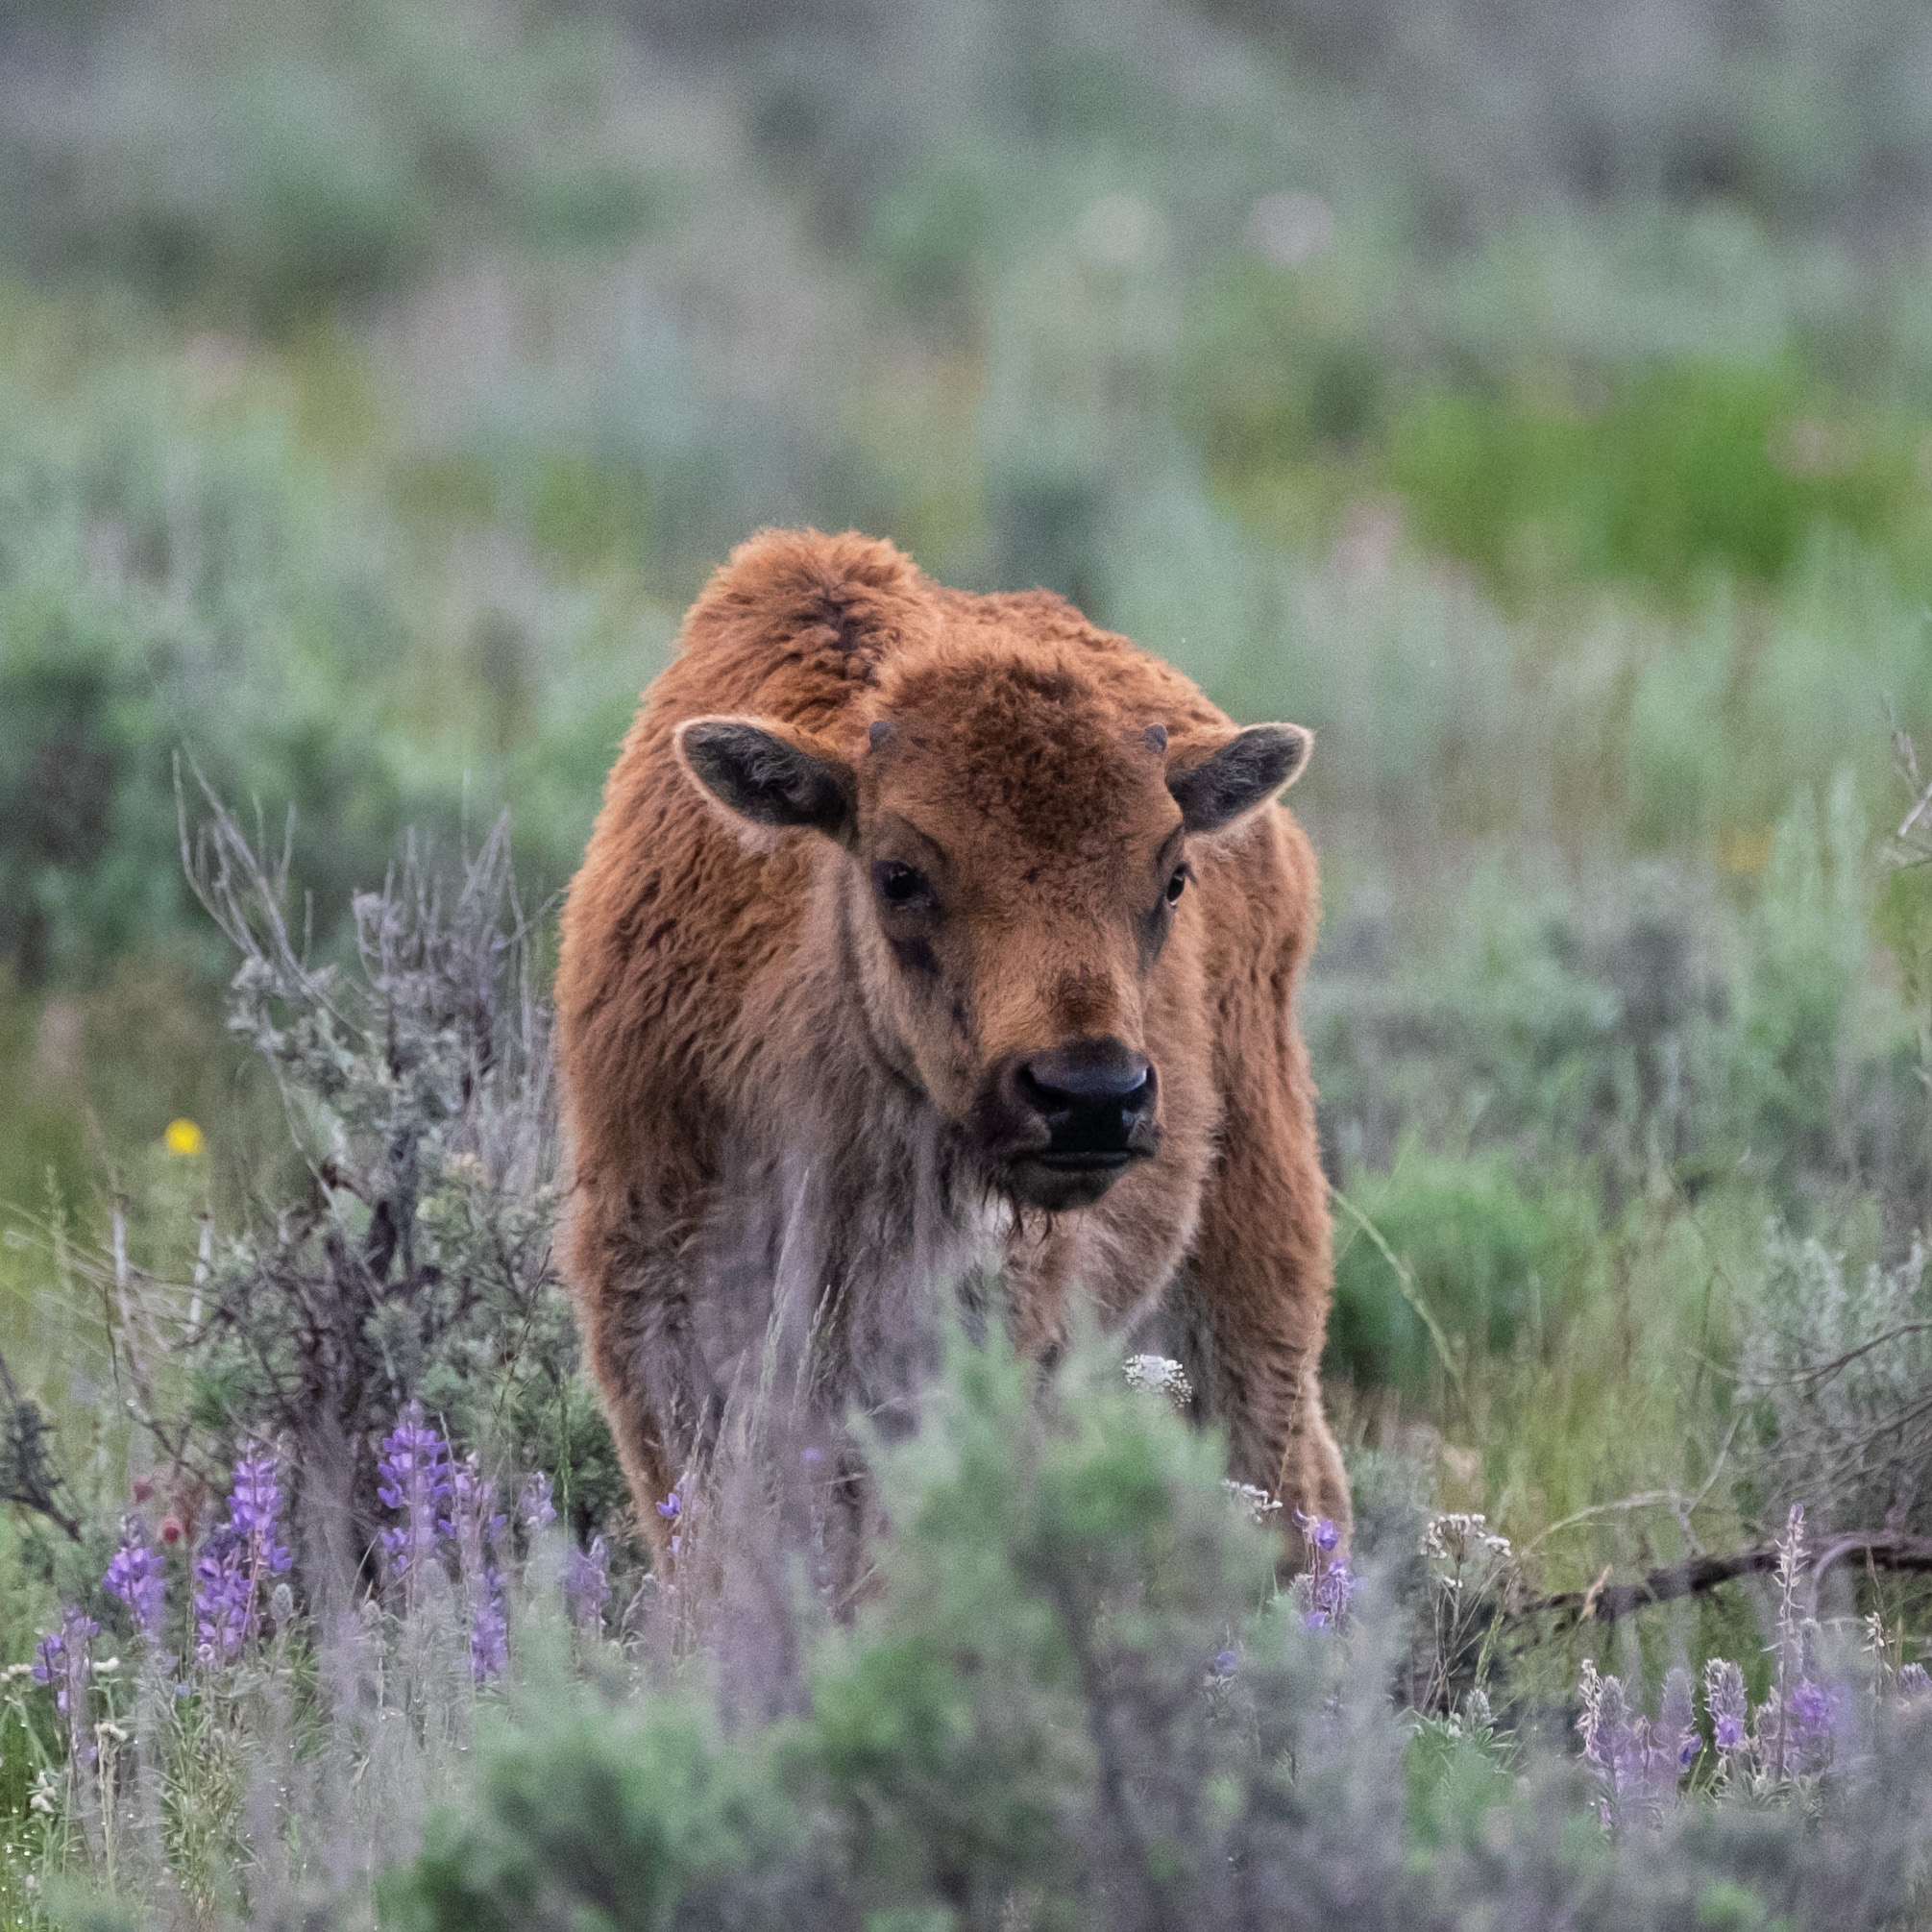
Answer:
556, 527, 1350, 1568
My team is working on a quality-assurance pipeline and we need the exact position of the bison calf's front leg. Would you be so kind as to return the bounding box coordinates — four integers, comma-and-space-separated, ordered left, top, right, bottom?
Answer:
1199, 1295, 1352, 1566
1187, 1143, 1352, 1565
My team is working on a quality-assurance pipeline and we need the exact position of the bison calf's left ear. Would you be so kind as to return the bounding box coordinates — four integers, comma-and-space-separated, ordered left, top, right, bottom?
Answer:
1167, 722, 1311, 834
675, 716, 858, 843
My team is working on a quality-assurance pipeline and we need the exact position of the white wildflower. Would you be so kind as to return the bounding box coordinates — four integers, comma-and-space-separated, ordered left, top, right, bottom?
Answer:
1123, 1354, 1193, 1409
1222, 1480, 1282, 1524
1423, 1511, 1511, 1561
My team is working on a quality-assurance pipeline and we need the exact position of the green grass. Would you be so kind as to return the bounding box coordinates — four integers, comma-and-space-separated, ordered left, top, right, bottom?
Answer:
3, 247, 1928, 1605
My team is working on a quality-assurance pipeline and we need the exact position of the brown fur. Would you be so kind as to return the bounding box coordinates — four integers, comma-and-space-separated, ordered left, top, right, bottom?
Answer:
555, 528, 1351, 1567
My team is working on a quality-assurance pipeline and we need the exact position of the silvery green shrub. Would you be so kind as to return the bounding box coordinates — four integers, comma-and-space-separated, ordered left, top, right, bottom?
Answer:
175, 791, 622, 1615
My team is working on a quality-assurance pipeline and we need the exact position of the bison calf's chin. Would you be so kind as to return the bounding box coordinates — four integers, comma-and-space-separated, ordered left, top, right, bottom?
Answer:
975, 1038, 1160, 1211
555, 526, 1353, 1578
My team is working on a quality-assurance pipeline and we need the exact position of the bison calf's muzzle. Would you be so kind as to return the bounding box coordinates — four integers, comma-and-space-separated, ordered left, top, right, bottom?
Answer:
987, 1037, 1159, 1209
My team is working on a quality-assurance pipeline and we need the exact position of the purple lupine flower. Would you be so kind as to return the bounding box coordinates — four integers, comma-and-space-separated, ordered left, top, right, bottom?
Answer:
1784, 1676, 1841, 1773
187, 1449, 294, 1663
184, 1453, 293, 1661
565, 1534, 610, 1633
1211, 1648, 1239, 1677
1291, 1510, 1354, 1631
1292, 1510, 1340, 1554
655, 1475, 697, 1558
193, 1528, 253, 1666
1789, 1678, 1830, 1734
31, 1606, 98, 1769
1305, 1557, 1355, 1630
104, 1519, 168, 1642
377, 1407, 453, 1581
450, 1455, 506, 1593
1291, 1507, 1332, 1550
449, 1454, 509, 1677
518, 1471, 557, 1533
1705, 1658, 1749, 1762
1598, 1671, 1643, 1791
228, 1454, 293, 1581
31, 1607, 98, 1717
1577, 1659, 1691, 1821
31, 1626, 62, 1696
1901, 1662, 1931, 1700
471, 1567, 509, 1684
1658, 1667, 1700, 1776
225, 1450, 293, 1647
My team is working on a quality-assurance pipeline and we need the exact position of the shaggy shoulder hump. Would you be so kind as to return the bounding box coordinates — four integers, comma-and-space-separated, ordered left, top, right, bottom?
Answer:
673, 528, 938, 730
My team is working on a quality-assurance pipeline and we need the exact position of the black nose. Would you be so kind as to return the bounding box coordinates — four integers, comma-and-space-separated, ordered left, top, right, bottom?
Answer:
1015, 1039, 1156, 1158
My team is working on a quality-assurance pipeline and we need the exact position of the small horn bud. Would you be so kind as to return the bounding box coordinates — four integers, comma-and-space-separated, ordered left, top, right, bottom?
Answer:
868, 720, 895, 752
1144, 723, 1168, 754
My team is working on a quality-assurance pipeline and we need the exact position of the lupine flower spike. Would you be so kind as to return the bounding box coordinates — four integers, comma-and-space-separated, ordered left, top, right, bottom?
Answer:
1577, 1659, 1697, 1825
229, 1451, 293, 1642
32, 1605, 99, 1769
193, 1531, 252, 1666
1659, 1668, 1700, 1776
378, 1406, 453, 1593
450, 1454, 507, 1593
1291, 1508, 1354, 1631
104, 1518, 167, 1643
192, 1449, 293, 1665
471, 1569, 509, 1683
565, 1534, 611, 1633
1706, 1658, 1750, 1766
1762, 1504, 1836, 1780
32, 1607, 97, 1719
518, 1471, 557, 1533
657, 1482, 686, 1559
450, 1453, 509, 1682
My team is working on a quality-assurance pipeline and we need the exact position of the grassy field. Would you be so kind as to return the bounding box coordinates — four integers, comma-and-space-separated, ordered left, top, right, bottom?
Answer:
6, 0, 1932, 1922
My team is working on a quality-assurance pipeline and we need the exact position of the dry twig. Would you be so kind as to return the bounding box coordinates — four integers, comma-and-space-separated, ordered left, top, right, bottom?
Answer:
1524, 1529, 1932, 1628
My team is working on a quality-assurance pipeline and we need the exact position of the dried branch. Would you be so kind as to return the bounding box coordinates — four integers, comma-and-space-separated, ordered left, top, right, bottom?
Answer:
1523, 1530, 1932, 1628
1762, 1319, 1932, 1386
0, 1345, 83, 1540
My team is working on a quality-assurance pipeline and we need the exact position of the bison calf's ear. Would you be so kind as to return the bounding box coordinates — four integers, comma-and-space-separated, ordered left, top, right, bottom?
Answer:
1168, 723, 1311, 834
675, 716, 857, 843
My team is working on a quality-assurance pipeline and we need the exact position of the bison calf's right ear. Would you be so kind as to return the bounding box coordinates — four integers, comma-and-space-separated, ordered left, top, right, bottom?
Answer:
674, 716, 857, 843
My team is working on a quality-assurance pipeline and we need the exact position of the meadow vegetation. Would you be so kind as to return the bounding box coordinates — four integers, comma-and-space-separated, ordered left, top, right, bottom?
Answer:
6, 0, 1932, 1923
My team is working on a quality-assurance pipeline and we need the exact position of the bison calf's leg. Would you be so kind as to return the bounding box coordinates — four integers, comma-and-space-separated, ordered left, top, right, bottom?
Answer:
1186, 1063, 1352, 1563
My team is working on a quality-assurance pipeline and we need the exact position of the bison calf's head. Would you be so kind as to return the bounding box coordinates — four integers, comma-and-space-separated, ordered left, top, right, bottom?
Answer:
675, 660, 1309, 1211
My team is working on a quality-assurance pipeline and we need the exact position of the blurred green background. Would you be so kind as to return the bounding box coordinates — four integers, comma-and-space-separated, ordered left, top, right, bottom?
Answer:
7, 0, 1932, 1583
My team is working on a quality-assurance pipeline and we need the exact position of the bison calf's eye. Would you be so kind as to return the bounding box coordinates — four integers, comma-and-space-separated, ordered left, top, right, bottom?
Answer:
874, 861, 933, 911
1165, 867, 1187, 905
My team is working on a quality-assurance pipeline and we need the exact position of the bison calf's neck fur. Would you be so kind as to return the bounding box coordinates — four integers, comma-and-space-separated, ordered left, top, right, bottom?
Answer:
555, 528, 1350, 1574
